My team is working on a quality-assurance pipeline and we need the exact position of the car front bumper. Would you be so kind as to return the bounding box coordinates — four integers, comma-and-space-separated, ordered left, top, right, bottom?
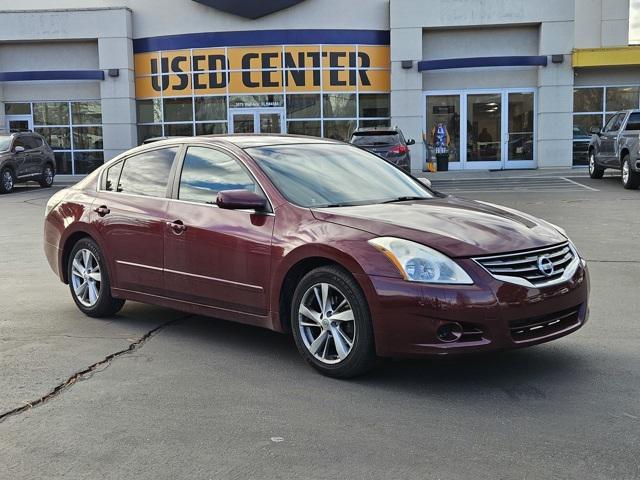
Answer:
356, 259, 590, 358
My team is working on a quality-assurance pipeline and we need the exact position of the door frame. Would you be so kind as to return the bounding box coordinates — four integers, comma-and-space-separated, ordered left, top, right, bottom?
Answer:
423, 88, 537, 170
229, 108, 285, 134
5, 114, 33, 133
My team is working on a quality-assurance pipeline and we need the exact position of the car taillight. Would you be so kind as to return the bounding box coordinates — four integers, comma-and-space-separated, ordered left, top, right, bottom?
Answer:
389, 145, 409, 155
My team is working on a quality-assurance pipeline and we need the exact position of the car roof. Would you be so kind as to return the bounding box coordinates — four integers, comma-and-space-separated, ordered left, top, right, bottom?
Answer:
138, 134, 342, 150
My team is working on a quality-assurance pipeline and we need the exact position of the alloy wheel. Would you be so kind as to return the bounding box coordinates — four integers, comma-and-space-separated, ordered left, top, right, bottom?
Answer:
2, 170, 13, 191
43, 166, 54, 185
71, 249, 102, 307
298, 283, 356, 364
622, 160, 630, 185
589, 154, 595, 174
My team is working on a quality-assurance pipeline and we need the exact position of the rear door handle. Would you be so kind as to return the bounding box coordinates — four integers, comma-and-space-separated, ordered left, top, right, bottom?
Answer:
94, 205, 110, 216
166, 220, 187, 234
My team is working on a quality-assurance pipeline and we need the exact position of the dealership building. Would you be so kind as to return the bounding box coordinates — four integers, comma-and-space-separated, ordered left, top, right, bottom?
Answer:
1, 0, 640, 175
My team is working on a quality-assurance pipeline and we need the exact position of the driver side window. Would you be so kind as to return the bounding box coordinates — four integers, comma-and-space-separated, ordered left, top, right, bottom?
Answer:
604, 114, 622, 133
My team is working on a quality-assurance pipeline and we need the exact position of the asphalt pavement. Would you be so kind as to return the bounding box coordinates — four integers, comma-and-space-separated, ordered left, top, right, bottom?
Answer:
1, 171, 639, 480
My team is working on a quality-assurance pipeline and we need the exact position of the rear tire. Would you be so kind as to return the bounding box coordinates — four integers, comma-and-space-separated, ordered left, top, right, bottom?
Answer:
39, 164, 54, 188
0, 167, 15, 194
622, 154, 640, 190
589, 151, 605, 179
68, 238, 125, 317
291, 265, 377, 378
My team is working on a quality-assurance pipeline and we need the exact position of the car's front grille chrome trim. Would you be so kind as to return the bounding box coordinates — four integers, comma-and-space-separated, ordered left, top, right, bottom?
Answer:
473, 242, 581, 288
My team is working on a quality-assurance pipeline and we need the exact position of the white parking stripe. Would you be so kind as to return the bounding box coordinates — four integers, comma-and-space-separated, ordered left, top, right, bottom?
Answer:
561, 176, 599, 191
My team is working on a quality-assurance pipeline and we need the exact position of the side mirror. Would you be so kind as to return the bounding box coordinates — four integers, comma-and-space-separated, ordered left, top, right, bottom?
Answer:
216, 189, 267, 211
589, 126, 601, 135
13, 146, 25, 153
406, 139, 416, 146
417, 177, 432, 188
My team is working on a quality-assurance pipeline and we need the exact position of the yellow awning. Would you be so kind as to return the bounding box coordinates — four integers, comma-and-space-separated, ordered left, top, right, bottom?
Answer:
573, 46, 640, 68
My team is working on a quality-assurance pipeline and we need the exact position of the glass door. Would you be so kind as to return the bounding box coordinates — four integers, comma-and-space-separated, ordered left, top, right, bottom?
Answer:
505, 91, 535, 168
425, 95, 461, 169
466, 93, 503, 169
5, 115, 33, 133
230, 109, 284, 134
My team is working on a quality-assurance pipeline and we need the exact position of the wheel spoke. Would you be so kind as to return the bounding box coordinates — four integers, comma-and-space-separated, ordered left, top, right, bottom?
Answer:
331, 327, 350, 360
88, 272, 102, 282
320, 283, 329, 314
75, 281, 88, 297
88, 282, 99, 304
72, 259, 85, 277
330, 309, 354, 322
299, 304, 321, 325
82, 250, 91, 269
308, 330, 329, 355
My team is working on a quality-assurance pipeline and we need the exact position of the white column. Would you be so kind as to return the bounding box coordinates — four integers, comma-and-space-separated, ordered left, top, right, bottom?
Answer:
390, 27, 424, 173
98, 10, 137, 161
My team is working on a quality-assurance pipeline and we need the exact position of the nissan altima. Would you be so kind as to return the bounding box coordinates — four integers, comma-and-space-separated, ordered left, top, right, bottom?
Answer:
44, 135, 589, 378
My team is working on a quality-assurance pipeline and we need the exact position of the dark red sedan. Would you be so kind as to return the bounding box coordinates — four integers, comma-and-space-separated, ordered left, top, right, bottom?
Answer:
44, 135, 589, 377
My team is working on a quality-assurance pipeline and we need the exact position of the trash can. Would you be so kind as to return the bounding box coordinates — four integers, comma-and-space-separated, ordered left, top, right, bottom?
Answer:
436, 153, 449, 172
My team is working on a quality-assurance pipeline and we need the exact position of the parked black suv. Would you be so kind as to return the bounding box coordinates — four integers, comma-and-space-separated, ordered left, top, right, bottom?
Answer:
0, 131, 55, 194
350, 127, 415, 173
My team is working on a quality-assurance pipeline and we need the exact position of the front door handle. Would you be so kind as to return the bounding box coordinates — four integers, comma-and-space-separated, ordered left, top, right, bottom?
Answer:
166, 220, 187, 234
94, 205, 110, 217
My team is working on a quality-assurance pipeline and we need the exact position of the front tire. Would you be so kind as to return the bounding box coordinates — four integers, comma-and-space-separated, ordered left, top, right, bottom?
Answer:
68, 238, 125, 317
0, 167, 15, 194
39, 164, 54, 188
589, 151, 605, 179
622, 154, 640, 189
291, 266, 376, 378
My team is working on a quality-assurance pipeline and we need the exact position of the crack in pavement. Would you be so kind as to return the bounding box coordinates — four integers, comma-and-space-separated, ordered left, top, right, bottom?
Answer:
0, 315, 189, 424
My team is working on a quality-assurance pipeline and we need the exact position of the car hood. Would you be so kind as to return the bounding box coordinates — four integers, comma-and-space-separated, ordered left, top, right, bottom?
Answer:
311, 196, 566, 258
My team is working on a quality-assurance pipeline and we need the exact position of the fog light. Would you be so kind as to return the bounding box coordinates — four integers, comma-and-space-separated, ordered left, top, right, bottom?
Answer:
436, 322, 463, 343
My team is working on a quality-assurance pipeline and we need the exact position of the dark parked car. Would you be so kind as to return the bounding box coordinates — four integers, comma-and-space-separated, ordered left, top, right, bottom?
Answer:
350, 127, 415, 173
588, 109, 640, 189
44, 135, 589, 378
0, 131, 55, 193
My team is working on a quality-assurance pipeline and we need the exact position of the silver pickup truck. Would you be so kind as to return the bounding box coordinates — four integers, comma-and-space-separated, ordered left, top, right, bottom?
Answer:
588, 109, 640, 189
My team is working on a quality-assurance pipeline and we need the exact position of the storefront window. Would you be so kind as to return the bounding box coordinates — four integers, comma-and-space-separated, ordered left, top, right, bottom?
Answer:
164, 123, 194, 136
72, 101, 102, 124
323, 93, 356, 118
323, 119, 357, 141
196, 122, 228, 135
24, 100, 104, 174
138, 124, 162, 143
33, 102, 69, 125
163, 98, 193, 122
287, 120, 321, 137
606, 87, 639, 112
286, 94, 321, 119
574, 88, 603, 112
359, 94, 390, 118
137, 99, 162, 123
195, 96, 227, 121
4, 103, 31, 115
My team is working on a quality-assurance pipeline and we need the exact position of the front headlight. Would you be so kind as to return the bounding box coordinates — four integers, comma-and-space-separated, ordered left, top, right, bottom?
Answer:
368, 237, 473, 284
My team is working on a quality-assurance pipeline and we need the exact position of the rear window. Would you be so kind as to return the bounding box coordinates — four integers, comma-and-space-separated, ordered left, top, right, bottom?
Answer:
351, 132, 400, 146
0, 136, 12, 152
116, 147, 178, 197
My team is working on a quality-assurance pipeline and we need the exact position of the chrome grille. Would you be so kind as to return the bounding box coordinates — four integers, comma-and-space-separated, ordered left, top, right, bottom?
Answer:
473, 242, 577, 288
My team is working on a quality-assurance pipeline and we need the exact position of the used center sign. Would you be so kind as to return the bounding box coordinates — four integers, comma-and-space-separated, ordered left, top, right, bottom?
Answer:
134, 45, 390, 98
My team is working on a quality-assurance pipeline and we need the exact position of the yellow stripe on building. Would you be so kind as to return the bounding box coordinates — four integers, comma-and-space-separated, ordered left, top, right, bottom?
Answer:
573, 46, 640, 68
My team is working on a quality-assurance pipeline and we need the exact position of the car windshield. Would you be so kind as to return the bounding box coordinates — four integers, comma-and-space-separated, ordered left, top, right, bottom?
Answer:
0, 135, 12, 152
351, 132, 399, 146
247, 143, 432, 208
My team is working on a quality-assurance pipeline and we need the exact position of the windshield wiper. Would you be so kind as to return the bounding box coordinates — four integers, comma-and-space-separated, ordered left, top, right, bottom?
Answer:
381, 196, 430, 204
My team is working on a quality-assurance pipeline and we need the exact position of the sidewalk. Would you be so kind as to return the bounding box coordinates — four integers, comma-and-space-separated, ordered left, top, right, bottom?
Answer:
415, 166, 590, 180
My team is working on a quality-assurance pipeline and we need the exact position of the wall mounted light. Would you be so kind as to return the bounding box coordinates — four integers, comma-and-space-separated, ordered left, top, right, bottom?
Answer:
401, 60, 413, 69
551, 55, 564, 64
108, 69, 120, 77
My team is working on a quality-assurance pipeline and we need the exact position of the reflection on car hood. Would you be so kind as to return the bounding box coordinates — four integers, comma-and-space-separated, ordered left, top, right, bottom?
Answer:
311, 196, 566, 257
